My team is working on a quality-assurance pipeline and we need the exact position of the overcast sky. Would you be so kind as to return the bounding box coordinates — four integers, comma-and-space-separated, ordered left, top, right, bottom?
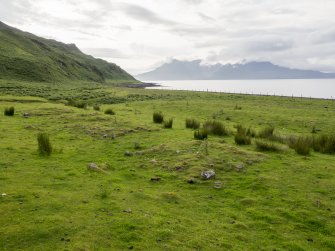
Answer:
1, 0, 335, 74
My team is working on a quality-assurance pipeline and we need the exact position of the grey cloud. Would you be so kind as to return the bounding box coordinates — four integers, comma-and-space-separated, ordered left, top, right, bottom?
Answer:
246, 39, 294, 52
198, 12, 215, 21
309, 28, 335, 44
120, 4, 178, 26
83, 48, 127, 58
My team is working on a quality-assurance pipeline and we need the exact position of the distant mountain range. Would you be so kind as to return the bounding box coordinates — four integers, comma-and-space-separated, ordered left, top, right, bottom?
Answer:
137, 59, 335, 80
0, 21, 135, 83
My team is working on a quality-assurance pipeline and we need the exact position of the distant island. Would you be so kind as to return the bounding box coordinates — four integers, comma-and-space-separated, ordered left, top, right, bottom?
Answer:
137, 59, 335, 81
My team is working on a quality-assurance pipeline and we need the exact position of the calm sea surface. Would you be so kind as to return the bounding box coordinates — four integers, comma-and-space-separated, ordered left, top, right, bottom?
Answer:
146, 79, 335, 99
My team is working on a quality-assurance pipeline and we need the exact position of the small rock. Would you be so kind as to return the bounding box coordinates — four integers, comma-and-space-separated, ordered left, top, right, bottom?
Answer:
187, 178, 196, 184
175, 166, 184, 171
123, 208, 132, 213
128, 246, 134, 250
22, 113, 30, 118
1, 193, 7, 197
201, 170, 215, 180
124, 151, 133, 157
150, 177, 161, 182
87, 163, 99, 171
102, 134, 108, 139
235, 163, 245, 172
176, 150, 180, 154
214, 181, 222, 189
246, 160, 254, 165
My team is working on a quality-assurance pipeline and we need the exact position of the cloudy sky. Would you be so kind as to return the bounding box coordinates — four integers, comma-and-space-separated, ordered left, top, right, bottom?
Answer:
1, 0, 335, 74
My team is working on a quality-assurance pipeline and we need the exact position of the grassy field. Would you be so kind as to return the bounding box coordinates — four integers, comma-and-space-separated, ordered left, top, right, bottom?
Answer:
1, 81, 335, 250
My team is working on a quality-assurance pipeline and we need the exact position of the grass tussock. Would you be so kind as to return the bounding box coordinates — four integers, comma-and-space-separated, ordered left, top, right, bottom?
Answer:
163, 118, 173, 129
37, 133, 52, 156
194, 129, 208, 140
203, 120, 229, 136
153, 112, 164, 124
287, 136, 312, 156
255, 139, 286, 152
104, 108, 115, 115
4, 106, 15, 116
234, 125, 251, 145
258, 126, 275, 139
185, 118, 200, 129
313, 135, 335, 154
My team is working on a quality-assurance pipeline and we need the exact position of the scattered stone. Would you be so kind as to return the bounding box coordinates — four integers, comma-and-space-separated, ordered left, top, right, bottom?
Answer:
22, 113, 30, 118
102, 134, 108, 139
123, 208, 132, 213
87, 163, 99, 171
150, 177, 161, 182
176, 150, 180, 154
1, 193, 7, 197
124, 151, 133, 157
175, 166, 184, 171
235, 163, 245, 172
214, 181, 222, 189
187, 178, 196, 184
201, 170, 216, 180
246, 160, 254, 165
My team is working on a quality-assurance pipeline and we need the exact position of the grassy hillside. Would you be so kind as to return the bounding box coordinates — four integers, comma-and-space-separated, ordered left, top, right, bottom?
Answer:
0, 21, 136, 83
0, 82, 335, 250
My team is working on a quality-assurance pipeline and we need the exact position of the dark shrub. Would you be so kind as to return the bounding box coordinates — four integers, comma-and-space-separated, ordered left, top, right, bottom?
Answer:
163, 118, 173, 129
185, 118, 200, 129
93, 105, 100, 111
203, 120, 228, 136
153, 112, 164, 124
104, 108, 115, 115
4, 107, 15, 116
255, 140, 285, 152
67, 100, 87, 109
37, 133, 52, 156
234, 104, 242, 110
194, 129, 208, 140
258, 126, 275, 139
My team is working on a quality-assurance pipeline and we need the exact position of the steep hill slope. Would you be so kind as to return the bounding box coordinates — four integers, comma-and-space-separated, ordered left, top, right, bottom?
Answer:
0, 21, 135, 83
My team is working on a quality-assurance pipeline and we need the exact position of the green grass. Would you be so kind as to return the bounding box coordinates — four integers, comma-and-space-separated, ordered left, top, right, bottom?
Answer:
1, 84, 335, 250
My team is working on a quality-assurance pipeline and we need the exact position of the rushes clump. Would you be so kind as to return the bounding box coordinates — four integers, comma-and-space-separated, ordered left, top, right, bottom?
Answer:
258, 126, 275, 139
37, 133, 52, 156
255, 139, 285, 152
312, 135, 335, 154
203, 120, 228, 136
194, 129, 208, 140
234, 125, 251, 145
104, 108, 115, 115
287, 136, 312, 156
153, 112, 164, 124
163, 118, 173, 129
4, 107, 15, 116
185, 118, 200, 129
